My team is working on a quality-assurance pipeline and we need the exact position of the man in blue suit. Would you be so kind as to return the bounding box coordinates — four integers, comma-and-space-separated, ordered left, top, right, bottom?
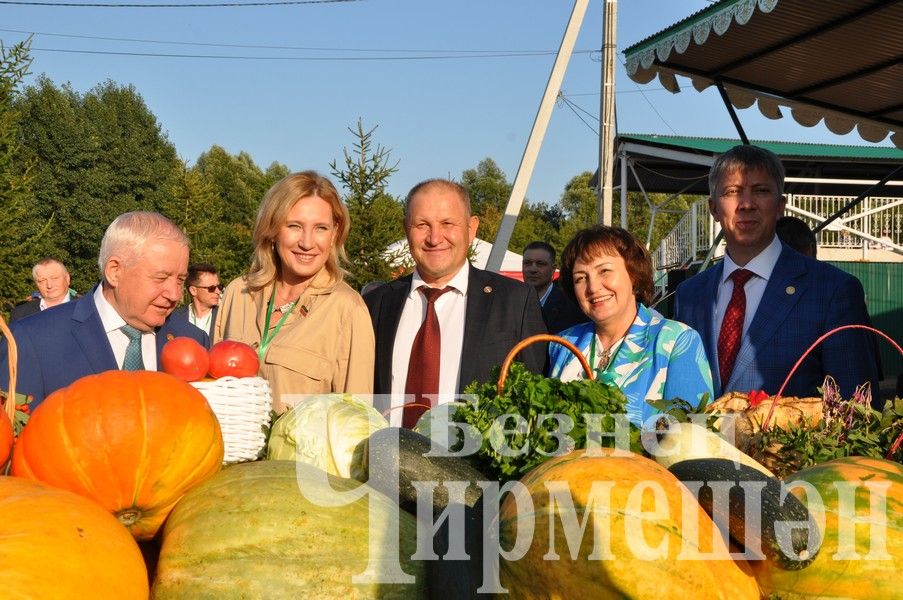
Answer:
675, 145, 880, 402
0, 212, 208, 409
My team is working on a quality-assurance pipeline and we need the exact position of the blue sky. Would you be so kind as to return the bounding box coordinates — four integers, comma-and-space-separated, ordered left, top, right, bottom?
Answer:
1, 0, 885, 206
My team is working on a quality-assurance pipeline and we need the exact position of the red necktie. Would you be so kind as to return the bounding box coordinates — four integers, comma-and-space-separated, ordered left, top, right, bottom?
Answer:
403, 285, 452, 428
717, 268, 754, 390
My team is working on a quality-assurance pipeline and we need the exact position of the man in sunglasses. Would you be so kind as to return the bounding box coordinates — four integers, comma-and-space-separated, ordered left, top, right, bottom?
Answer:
172, 263, 222, 346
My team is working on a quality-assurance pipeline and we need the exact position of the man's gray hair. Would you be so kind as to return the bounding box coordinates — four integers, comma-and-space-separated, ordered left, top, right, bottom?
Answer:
98, 211, 189, 277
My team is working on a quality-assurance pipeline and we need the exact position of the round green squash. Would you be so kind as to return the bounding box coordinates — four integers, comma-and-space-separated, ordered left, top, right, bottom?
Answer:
151, 460, 428, 599
753, 456, 903, 599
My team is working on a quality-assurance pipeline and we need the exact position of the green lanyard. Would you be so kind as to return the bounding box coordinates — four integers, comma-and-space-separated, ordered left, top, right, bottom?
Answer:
258, 288, 295, 363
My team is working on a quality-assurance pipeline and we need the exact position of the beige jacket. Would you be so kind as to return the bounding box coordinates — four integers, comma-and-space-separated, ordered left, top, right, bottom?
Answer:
214, 268, 375, 413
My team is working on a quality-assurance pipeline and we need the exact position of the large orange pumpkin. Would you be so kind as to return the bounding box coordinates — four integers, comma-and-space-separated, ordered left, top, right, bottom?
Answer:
0, 475, 149, 599
11, 370, 224, 540
499, 449, 760, 599
0, 410, 12, 468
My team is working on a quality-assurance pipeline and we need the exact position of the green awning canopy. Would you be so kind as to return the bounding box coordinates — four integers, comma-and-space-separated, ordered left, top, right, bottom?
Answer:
623, 0, 903, 149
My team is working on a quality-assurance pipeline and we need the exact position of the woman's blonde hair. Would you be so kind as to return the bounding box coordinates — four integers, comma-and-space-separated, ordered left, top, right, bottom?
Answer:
245, 171, 350, 291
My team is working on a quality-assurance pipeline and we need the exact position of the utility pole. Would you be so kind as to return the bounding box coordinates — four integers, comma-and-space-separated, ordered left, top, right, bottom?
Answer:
598, 0, 618, 225
486, 0, 589, 272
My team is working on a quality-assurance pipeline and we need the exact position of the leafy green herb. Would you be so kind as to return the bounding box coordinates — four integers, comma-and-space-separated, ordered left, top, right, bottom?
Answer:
455, 362, 643, 481
756, 396, 903, 478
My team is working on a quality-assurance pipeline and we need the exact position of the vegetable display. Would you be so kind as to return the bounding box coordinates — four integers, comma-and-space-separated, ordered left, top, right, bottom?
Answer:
11, 370, 224, 539
0, 410, 11, 468
753, 456, 903, 599
152, 460, 428, 599
159, 336, 209, 382
456, 362, 643, 480
207, 339, 260, 379
0, 476, 149, 599
266, 393, 387, 478
497, 449, 760, 599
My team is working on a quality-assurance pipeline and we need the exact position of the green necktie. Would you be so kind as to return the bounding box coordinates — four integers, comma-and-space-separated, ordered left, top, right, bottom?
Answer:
120, 324, 145, 371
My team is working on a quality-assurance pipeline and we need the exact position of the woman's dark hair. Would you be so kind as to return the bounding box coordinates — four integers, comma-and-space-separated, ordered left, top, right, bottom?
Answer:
559, 225, 654, 306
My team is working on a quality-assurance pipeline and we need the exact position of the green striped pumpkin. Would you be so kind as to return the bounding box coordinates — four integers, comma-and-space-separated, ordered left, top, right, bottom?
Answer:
151, 460, 427, 599
754, 456, 903, 599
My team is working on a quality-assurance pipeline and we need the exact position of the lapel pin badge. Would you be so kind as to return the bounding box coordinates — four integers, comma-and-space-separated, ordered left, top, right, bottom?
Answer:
483, 286, 492, 294
166, 334, 174, 341
786, 286, 796, 295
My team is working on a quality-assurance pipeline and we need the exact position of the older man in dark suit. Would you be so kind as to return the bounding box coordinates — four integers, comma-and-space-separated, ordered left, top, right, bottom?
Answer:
675, 145, 880, 402
364, 179, 547, 427
9, 258, 78, 323
0, 212, 207, 409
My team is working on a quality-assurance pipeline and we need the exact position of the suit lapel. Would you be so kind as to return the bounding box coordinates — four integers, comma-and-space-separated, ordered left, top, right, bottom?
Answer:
697, 263, 723, 376
71, 293, 118, 373
727, 246, 807, 391
377, 277, 412, 393
459, 265, 492, 391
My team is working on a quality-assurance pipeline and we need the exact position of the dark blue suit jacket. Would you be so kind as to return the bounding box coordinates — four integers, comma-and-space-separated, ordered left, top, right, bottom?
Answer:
364, 264, 548, 396
675, 244, 880, 400
0, 290, 208, 409
541, 282, 589, 335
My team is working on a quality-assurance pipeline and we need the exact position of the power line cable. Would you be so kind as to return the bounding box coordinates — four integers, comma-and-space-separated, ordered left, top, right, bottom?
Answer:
0, 0, 357, 6
0, 27, 592, 54
557, 92, 598, 136
28, 46, 588, 61
621, 61, 678, 135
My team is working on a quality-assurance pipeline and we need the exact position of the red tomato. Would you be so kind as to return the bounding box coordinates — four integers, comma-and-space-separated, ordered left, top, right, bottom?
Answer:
208, 340, 259, 379
160, 337, 210, 382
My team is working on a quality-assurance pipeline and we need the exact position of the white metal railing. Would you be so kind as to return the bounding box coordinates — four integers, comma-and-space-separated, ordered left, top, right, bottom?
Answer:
651, 199, 710, 271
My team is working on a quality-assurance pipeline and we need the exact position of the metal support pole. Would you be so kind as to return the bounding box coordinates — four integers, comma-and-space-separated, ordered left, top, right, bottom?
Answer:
486, 0, 589, 272
598, 0, 618, 225
715, 79, 749, 145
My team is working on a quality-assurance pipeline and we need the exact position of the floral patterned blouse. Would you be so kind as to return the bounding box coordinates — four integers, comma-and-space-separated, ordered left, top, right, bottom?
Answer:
547, 303, 713, 428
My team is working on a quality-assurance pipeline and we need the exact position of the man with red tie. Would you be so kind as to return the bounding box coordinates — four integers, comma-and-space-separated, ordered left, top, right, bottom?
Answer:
675, 145, 880, 402
364, 179, 547, 427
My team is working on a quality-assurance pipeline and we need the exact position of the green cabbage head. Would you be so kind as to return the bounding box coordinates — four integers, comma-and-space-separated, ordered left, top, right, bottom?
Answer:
266, 394, 388, 478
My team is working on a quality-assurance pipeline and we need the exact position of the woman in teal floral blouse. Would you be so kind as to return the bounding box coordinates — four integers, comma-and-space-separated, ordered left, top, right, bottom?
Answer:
548, 226, 713, 427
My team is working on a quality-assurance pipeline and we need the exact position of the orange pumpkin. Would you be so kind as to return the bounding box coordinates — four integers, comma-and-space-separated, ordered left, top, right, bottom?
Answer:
0, 410, 12, 468
12, 370, 224, 540
0, 475, 149, 598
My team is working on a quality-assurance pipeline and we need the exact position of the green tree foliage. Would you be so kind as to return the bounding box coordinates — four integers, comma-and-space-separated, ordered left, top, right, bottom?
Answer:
330, 120, 405, 291
0, 39, 48, 313
461, 157, 511, 242
15, 77, 182, 292
187, 146, 288, 286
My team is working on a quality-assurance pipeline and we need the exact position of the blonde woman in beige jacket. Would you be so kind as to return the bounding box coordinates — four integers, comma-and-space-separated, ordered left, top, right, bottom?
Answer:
214, 171, 375, 414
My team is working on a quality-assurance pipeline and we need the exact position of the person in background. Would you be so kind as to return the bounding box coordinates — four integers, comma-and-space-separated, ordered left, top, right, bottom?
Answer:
9, 258, 78, 322
171, 263, 222, 346
675, 144, 879, 401
214, 171, 375, 414
522, 240, 588, 334
775, 215, 817, 259
0, 212, 207, 409
364, 179, 547, 428
548, 226, 713, 427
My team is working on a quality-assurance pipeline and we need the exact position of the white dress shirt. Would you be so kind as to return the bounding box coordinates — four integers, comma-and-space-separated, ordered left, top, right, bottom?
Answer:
93, 286, 157, 370
715, 235, 783, 340
388, 263, 470, 427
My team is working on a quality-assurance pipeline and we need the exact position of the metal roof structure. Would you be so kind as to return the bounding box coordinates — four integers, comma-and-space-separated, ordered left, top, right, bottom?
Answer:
610, 133, 903, 197
623, 0, 903, 149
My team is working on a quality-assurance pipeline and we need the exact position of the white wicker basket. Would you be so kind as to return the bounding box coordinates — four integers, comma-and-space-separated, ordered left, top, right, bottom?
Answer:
191, 376, 273, 464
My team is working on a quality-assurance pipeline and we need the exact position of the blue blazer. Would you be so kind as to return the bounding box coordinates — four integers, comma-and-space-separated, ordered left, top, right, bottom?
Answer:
674, 244, 880, 400
0, 289, 208, 409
